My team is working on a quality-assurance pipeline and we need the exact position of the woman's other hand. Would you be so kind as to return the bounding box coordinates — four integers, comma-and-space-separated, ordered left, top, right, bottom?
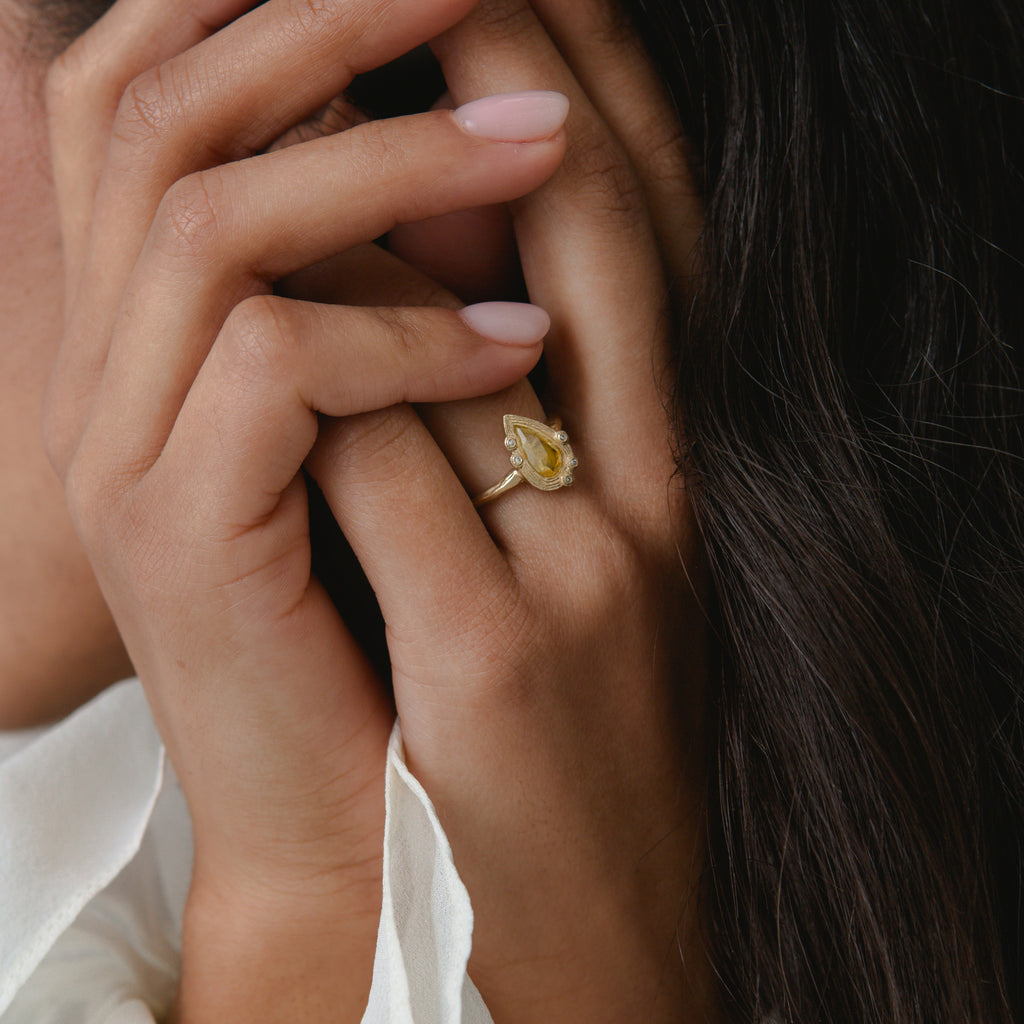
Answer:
41, 0, 567, 1019
42, 0, 715, 1017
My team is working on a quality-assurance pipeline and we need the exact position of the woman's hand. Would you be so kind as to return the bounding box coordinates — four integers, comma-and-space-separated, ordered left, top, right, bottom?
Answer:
41, 0, 568, 1019
43, 0, 714, 1019
309, 2, 714, 1021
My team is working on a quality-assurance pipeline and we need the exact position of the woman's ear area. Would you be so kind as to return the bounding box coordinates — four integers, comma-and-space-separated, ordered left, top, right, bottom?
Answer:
387, 203, 522, 304
384, 89, 522, 304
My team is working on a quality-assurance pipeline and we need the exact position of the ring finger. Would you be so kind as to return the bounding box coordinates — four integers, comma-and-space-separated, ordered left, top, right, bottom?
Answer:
308, 0, 687, 646
419, 1, 681, 543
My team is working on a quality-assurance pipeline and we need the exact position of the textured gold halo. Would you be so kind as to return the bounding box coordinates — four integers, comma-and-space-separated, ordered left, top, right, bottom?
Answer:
473, 415, 578, 507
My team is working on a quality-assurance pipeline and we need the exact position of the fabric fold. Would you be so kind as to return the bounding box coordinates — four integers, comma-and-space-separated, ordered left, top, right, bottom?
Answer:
0, 681, 164, 1016
363, 724, 492, 1024
0, 684, 491, 1023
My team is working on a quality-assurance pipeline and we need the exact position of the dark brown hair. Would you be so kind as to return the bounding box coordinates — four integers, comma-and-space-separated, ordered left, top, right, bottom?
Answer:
630, 0, 1024, 1018
14, 0, 114, 55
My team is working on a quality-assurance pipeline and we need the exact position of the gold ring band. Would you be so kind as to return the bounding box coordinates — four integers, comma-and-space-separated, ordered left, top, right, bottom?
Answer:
473, 415, 578, 507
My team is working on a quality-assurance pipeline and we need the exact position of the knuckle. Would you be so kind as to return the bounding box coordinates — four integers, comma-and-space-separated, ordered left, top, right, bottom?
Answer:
561, 126, 645, 221
330, 406, 417, 477
640, 116, 693, 196
350, 118, 404, 181
113, 65, 186, 148
470, 1, 537, 47
65, 454, 183, 600
369, 306, 424, 361
219, 295, 299, 386
514, 516, 646, 625
154, 168, 231, 262
283, 0, 337, 45
584, 1, 640, 52
577, 528, 650, 622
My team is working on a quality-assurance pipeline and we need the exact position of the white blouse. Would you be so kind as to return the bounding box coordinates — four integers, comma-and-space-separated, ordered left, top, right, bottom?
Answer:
0, 680, 493, 1024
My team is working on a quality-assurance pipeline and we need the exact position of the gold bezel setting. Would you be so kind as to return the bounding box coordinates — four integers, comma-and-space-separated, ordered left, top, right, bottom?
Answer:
472, 414, 579, 507
502, 415, 577, 492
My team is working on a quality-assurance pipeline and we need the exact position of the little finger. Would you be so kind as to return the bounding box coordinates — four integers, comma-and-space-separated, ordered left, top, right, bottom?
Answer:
527, 0, 702, 277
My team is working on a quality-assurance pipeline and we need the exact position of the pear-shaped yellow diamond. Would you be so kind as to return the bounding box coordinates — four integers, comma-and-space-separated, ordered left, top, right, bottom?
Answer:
514, 425, 564, 478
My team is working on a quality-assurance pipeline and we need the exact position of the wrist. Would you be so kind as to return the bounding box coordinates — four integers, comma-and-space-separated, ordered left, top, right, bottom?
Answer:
170, 864, 382, 1024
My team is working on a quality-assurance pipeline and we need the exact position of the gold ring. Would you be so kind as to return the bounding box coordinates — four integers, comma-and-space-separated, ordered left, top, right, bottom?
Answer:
473, 415, 578, 507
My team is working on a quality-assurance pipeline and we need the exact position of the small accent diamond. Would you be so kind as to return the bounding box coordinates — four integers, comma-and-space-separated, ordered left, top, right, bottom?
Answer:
504, 437, 517, 450
510, 454, 524, 467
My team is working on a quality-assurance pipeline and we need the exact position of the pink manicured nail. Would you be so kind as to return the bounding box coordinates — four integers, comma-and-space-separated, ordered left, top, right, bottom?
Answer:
459, 302, 551, 346
453, 91, 569, 142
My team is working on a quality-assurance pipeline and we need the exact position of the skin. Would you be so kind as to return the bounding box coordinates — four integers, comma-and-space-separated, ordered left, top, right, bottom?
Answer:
0, 6, 133, 725
1, 0, 714, 1020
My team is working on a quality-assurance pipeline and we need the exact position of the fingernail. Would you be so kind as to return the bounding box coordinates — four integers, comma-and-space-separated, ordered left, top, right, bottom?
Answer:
459, 302, 550, 346
453, 91, 569, 142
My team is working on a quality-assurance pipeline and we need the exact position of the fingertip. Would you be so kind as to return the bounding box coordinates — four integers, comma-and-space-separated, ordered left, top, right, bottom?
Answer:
452, 91, 570, 142
458, 301, 551, 346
